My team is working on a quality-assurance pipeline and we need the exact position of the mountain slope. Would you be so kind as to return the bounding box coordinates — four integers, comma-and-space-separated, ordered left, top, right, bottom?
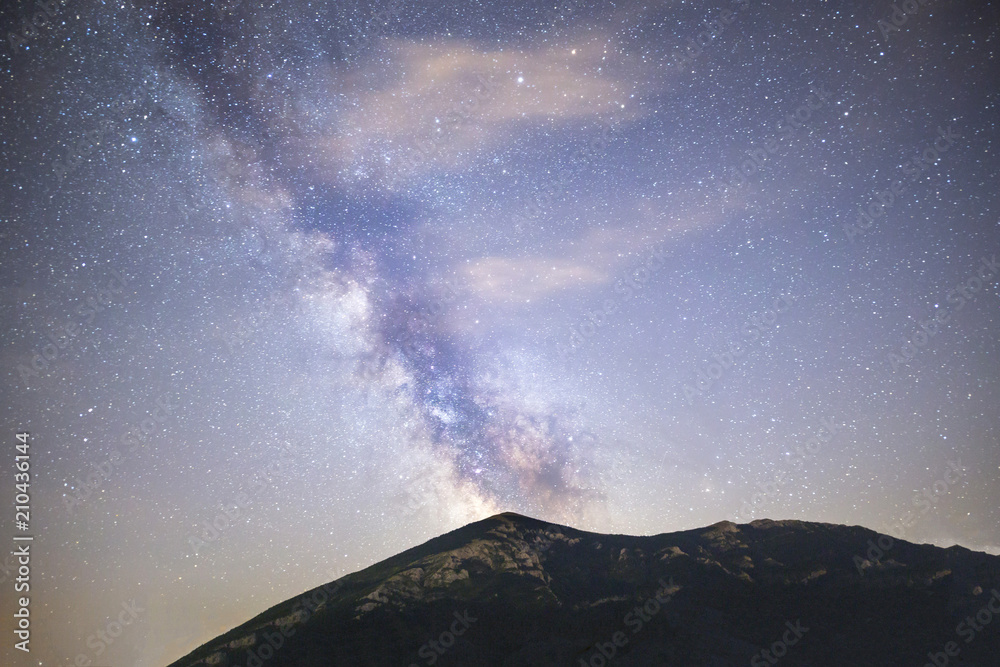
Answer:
167, 513, 1000, 666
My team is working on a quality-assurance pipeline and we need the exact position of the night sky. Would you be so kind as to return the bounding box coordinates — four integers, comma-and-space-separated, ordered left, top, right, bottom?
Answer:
2, 0, 999, 665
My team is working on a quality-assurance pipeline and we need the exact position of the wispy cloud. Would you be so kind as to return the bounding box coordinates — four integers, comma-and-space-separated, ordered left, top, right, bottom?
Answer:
454, 195, 728, 308
278, 34, 652, 191
462, 256, 609, 303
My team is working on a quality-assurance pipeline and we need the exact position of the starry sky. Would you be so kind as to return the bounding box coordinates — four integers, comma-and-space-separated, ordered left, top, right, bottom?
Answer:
1, 0, 1000, 665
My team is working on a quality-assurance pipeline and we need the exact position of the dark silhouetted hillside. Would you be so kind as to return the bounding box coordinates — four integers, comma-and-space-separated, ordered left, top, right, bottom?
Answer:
166, 513, 1000, 666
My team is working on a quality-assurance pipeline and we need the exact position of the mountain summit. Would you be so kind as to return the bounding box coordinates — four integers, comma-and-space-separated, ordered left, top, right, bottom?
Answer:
168, 513, 1000, 666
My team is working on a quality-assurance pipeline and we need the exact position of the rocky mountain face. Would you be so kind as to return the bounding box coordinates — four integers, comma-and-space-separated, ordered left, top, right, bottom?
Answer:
167, 513, 1000, 666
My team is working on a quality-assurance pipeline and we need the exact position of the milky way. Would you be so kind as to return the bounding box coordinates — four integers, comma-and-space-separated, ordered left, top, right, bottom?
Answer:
1, 0, 999, 665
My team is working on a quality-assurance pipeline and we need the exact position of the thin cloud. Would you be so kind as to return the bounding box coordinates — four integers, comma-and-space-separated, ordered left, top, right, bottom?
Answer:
289, 34, 653, 191
462, 256, 609, 303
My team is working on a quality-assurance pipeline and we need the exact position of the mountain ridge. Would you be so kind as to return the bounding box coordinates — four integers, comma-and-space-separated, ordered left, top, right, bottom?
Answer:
167, 512, 1000, 666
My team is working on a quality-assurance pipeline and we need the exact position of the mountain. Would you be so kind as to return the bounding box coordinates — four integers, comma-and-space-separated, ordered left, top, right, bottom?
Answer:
166, 513, 1000, 666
